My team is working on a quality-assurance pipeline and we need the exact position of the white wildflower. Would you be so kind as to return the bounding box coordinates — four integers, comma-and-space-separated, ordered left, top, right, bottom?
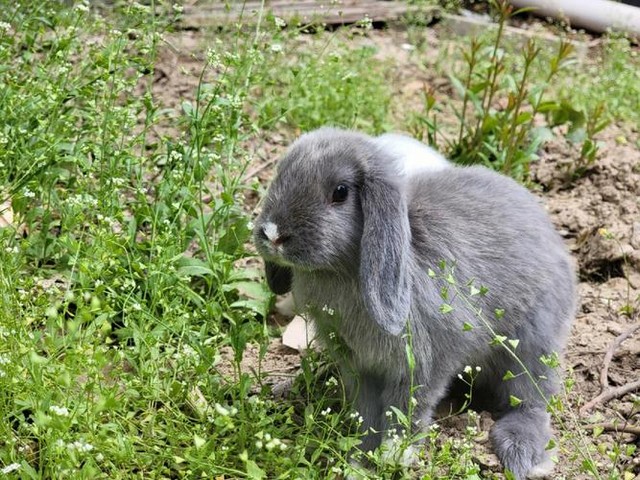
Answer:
68, 440, 93, 452
214, 403, 230, 416
169, 150, 183, 162
270, 43, 283, 53
321, 305, 335, 316
172, 3, 184, 13
357, 15, 373, 30
325, 376, 338, 387
265, 437, 285, 451
273, 16, 286, 28
74, 2, 89, 13
131, 2, 149, 13
49, 405, 70, 417
1, 463, 20, 474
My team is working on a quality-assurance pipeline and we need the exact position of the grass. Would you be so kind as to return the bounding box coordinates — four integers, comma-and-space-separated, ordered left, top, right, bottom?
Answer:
0, 1, 638, 478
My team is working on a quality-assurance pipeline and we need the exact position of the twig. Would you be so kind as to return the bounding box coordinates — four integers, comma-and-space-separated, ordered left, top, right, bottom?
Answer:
599, 323, 640, 389
580, 323, 640, 414
586, 422, 640, 437
581, 379, 640, 414
242, 156, 278, 182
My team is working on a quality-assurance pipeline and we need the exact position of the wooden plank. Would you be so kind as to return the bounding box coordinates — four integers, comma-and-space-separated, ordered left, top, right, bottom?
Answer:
181, 1, 434, 28
441, 13, 591, 58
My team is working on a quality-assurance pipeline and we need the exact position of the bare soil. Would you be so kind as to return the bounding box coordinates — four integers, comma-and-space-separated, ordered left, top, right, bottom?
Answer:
154, 21, 639, 479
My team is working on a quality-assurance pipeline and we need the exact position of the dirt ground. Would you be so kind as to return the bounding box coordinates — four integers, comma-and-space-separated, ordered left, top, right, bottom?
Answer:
154, 18, 639, 478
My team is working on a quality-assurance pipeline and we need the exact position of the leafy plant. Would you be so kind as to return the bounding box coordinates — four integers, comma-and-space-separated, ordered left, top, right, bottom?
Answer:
256, 32, 392, 134
409, 0, 601, 181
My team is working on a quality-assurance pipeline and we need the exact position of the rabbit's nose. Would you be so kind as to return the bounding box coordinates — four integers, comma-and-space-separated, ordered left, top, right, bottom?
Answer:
261, 221, 290, 246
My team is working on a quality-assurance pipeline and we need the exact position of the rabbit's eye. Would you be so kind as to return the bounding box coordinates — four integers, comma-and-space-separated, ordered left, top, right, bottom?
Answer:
332, 184, 349, 203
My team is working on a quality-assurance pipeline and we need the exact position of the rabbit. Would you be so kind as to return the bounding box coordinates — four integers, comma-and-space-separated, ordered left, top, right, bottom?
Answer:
273, 134, 450, 345
374, 132, 450, 176
253, 127, 576, 479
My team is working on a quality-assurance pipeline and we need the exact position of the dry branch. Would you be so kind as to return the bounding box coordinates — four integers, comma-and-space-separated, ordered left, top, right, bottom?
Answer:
587, 422, 640, 437
580, 323, 640, 414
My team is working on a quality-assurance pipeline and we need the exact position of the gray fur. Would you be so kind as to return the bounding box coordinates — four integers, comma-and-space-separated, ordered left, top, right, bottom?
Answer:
253, 127, 576, 479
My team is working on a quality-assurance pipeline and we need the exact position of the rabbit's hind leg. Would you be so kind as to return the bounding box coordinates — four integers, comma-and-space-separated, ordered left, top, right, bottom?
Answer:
490, 406, 555, 480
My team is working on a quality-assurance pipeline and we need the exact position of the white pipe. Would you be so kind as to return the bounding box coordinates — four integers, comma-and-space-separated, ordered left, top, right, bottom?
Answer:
509, 0, 640, 37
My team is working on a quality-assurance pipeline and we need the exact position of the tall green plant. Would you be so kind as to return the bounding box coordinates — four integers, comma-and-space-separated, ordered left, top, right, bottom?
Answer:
410, 0, 577, 181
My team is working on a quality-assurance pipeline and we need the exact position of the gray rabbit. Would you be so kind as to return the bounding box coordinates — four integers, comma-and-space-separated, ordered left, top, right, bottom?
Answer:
253, 127, 575, 479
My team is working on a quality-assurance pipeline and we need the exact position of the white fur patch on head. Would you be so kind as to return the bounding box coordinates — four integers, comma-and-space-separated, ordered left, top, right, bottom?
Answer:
375, 133, 450, 177
263, 221, 279, 242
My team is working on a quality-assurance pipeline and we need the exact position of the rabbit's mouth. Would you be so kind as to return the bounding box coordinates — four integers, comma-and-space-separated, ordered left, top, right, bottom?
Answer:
257, 244, 317, 271
255, 237, 325, 272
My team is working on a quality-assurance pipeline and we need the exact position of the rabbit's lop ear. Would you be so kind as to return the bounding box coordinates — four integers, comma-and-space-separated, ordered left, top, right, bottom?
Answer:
360, 167, 412, 336
265, 261, 292, 295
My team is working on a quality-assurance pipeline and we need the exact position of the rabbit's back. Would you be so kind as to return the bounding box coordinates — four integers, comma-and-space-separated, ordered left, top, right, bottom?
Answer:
407, 165, 575, 349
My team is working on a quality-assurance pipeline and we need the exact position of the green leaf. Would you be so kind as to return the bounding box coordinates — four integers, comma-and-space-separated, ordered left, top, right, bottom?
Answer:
445, 273, 455, 285
448, 74, 468, 99
181, 100, 194, 117
217, 216, 251, 254
246, 460, 266, 479
29, 352, 48, 365
175, 257, 214, 277
566, 126, 586, 144
440, 286, 449, 301
225, 281, 268, 299
536, 100, 560, 113
193, 434, 206, 449
338, 436, 361, 452
440, 303, 454, 314
530, 126, 554, 146
230, 299, 267, 316
509, 395, 522, 407
502, 370, 516, 381
515, 111, 533, 125
551, 101, 585, 128
389, 406, 408, 426
427, 268, 436, 278
177, 264, 214, 277
494, 308, 505, 320
462, 322, 474, 331
469, 285, 480, 296
508, 339, 520, 349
